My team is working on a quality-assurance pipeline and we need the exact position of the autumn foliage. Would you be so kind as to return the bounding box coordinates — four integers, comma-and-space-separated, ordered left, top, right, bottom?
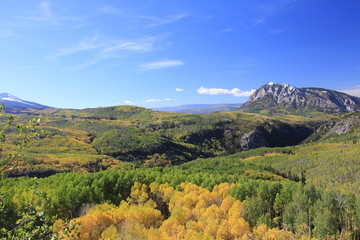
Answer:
59, 182, 299, 240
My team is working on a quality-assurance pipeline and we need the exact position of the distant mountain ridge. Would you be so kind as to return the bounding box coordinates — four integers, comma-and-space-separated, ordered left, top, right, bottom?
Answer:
241, 82, 360, 114
152, 103, 243, 114
0, 93, 50, 111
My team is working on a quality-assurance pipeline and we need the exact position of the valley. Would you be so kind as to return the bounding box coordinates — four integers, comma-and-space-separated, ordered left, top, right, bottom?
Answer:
1, 83, 360, 239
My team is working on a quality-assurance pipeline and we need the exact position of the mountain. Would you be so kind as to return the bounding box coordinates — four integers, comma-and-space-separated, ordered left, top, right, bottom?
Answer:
0, 93, 50, 111
152, 103, 243, 114
241, 82, 360, 114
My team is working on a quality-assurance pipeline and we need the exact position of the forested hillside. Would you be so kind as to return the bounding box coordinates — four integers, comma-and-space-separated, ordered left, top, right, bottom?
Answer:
1, 104, 360, 239
1, 141, 360, 239
1, 106, 325, 177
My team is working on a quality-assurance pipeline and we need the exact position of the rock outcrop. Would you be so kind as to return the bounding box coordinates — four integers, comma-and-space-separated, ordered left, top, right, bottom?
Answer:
309, 111, 360, 141
241, 82, 360, 113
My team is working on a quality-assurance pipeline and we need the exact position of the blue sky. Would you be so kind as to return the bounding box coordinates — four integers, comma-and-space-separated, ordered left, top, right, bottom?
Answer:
1, 0, 360, 109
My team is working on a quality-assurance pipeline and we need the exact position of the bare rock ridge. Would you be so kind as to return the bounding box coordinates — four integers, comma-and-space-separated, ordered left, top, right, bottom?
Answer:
241, 82, 360, 113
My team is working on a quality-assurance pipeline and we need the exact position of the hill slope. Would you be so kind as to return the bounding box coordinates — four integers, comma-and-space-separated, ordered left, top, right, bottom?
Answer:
3, 105, 325, 176
153, 103, 243, 114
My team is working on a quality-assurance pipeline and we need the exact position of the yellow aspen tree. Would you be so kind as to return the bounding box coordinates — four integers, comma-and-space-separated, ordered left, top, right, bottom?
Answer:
100, 225, 120, 240
220, 196, 236, 215
216, 219, 232, 240
228, 201, 245, 219
212, 182, 233, 199
229, 218, 251, 238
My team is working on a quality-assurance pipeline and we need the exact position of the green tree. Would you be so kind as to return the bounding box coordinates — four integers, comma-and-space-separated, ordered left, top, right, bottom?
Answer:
0, 104, 41, 178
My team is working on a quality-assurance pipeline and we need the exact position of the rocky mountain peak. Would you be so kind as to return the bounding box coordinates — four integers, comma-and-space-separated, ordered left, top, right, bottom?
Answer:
242, 83, 360, 113
248, 82, 306, 104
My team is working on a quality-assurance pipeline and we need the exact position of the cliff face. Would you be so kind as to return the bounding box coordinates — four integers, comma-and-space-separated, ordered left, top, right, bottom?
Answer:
308, 111, 360, 141
239, 123, 314, 151
241, 82, 360, 113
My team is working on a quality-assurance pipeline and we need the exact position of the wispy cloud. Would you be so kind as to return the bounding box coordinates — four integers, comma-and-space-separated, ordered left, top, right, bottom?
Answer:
124, 100, 133, 104
49, 36, 100, 60
342, 85, 360, 97
140, 60, 184, 70
98, 6, 188, 28
99, 6, 125, 15
258, 0, 298, 14
100, 37, 155, 54
16, 1, 58, 24
0, 30, 17, 38
139, 13, 189, 28
253, 0, 298, 25
12, 0, 84, 30
145, 98, 177, 103
176, 88, 184, 92
198, 86, 255, 97
49, 35, 160, 67
40, 1, 58, 24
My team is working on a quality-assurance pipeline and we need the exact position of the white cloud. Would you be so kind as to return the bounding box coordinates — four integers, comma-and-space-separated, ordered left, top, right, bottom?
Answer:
251, 0, 298, 25
49, 36, 100, 60
198, 87, 229, 95
342, 85, 360, 97
140, 60, 184, 70
145, 98, 177, 103
49, 36, 159, 66
100, 37, 155, 54
197, 86, 255, 97
124, 100, 133, 104
176, 88, 184, 92
145, 99, 158, 103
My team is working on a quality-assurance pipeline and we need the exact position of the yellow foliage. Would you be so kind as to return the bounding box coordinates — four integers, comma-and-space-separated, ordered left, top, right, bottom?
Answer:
58, 182, 302, 240
212, 182, 233, 199
229, 218, 251, 238
264, 153, 285, 157
242, 156, 262, 161
66, 200, 162, 239
269, 227, 298, 239
100, 225, 120, 240
118, 219, 147, 240
228, 200, 244, 219
128, 182, 149, 205
159, 183, 175, 203
160, 218, 187, 239
183, 229, 211, 240
220, 196, 236, 214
